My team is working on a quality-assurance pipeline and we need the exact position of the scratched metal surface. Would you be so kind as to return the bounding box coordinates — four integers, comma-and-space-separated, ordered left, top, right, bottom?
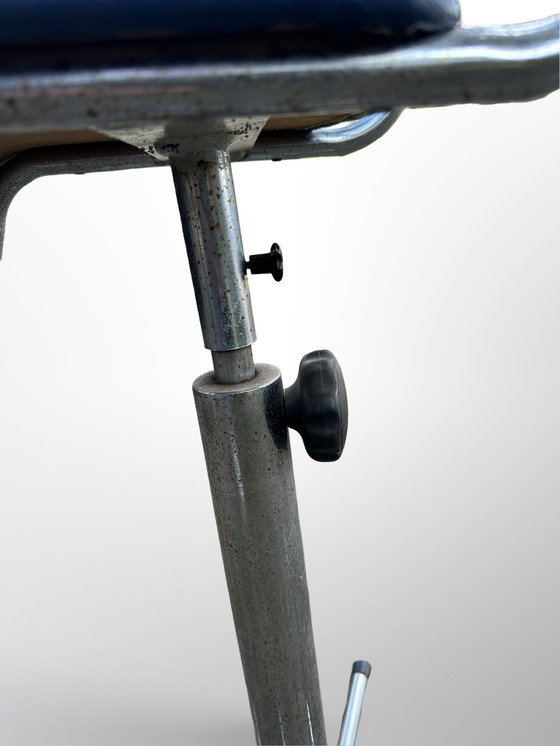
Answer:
0, 18, 557, 138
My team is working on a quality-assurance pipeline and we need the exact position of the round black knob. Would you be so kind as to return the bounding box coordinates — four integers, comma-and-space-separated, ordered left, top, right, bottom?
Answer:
246, 243, 283, 281
285, 350, 348, 462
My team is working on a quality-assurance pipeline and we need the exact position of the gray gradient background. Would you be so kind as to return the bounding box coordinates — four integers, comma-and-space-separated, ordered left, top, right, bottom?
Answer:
0, 2, 558, 744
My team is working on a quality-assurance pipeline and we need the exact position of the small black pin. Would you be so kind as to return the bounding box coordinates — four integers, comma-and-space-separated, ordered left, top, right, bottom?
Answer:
246, 243, 283, 282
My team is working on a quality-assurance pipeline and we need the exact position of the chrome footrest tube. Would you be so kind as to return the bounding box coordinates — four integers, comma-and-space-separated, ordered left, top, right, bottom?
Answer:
338, 661, 372, 746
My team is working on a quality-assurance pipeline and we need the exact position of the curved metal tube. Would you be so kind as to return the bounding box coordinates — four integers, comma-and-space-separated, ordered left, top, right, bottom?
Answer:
0, 16, 557, 134
0, 142, 160, 259
247, 109, 402, 161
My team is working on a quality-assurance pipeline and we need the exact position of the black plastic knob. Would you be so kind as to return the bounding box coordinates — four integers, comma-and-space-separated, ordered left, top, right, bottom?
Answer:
285, 350, 348, 462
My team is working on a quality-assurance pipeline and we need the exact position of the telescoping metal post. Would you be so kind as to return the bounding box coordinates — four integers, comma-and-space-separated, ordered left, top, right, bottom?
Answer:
172, 145, 326, 745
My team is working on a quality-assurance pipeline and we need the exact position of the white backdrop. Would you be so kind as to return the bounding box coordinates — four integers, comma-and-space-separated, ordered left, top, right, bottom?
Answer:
0, 2, 558, 744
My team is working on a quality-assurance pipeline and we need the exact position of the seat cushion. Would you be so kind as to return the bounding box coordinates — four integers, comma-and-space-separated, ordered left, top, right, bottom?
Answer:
0, 0, 461, 47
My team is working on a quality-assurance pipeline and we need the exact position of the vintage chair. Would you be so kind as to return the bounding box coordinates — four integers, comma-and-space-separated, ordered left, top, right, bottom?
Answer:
0, 1, 558, 744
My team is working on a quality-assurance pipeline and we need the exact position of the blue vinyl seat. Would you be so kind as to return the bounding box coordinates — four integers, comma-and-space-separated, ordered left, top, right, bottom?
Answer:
0, 0, 461, 48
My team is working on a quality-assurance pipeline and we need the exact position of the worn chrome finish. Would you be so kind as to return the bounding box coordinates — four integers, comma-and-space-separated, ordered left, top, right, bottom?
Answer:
0, 142, 159, 259
338, 662, 372, 746
104, 116, 267, 163
211, 346, 255, 384
172, 149, 256, 352
193, 364, 326, 745
0, 17, 557, 138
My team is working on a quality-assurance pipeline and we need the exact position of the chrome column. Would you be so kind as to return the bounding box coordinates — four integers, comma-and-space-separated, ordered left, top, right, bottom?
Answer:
172, 146, 326, 744
172, 148, 256, 357
193, 365, 326, 745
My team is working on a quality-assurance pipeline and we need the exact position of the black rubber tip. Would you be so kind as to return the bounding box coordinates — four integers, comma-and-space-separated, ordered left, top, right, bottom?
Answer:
352, 660, 372, 678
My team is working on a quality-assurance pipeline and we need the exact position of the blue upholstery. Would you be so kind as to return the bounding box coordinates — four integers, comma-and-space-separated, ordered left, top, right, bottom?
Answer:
0, 1, 460, 47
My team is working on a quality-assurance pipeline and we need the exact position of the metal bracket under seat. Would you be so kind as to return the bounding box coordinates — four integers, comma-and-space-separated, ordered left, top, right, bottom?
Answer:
0, 14, 558, 258
0, 0, 460, 167
0, 0, 461, 167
